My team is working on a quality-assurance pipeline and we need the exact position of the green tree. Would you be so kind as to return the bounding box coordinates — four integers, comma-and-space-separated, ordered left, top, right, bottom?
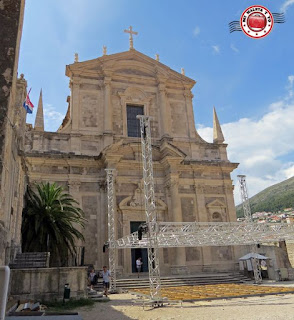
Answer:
21, 182, 86, 266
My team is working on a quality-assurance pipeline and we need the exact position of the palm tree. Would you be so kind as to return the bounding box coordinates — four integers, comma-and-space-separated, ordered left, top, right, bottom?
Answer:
21, 182, 86, 266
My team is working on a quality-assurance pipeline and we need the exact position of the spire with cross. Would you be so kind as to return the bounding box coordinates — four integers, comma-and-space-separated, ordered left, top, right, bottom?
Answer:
124, 26, 138, 50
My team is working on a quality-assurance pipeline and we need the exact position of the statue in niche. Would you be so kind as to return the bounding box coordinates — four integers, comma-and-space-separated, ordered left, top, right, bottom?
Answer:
130, 184, 144, 207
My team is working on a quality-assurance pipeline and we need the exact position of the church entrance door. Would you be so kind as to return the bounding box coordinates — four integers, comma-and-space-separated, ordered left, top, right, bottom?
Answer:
130, 221, 148, 273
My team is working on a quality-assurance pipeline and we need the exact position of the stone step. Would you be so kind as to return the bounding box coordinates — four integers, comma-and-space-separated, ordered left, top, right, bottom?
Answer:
93, 273, 251, 290
9, 252, 50, 269
115, 275, 246, 283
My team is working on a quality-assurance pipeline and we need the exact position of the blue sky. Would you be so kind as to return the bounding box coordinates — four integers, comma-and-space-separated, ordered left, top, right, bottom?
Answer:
19, 0, 294, 203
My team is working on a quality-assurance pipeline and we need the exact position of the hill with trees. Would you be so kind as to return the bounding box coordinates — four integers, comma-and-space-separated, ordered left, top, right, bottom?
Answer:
236, 176, 294, 218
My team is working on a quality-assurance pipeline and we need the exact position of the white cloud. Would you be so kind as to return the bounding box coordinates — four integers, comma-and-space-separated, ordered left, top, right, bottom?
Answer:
212, 45, 220, 54
288, 75, 294, 85
197, 76, 294, 204
281, 0, 294, 12
282, 164, 294, 179
44, 104, 65, 132
193, 26, 200, 36
230, 44, 239, 53
287, 75, 294, 98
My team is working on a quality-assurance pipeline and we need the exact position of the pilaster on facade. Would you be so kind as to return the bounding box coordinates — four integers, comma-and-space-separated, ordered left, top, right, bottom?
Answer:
193, 182, 208, 222
157, 81, 171, 138
165, 173, 187, 269
70, 133, 82, 154
71, 77, 81, 131
68, 180, 81, 194
14, 75, 27, 131
184, 87, 198, 139
103, 75, 113, 133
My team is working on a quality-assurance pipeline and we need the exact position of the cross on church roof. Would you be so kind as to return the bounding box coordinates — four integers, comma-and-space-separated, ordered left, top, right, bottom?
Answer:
124, 26, 138, 50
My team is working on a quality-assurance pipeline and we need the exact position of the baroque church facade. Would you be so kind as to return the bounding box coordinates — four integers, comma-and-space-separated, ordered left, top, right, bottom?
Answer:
23, 41, 239, 275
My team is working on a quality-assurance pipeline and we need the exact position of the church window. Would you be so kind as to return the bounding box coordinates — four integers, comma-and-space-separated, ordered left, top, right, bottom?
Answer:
127, 105, 144, 137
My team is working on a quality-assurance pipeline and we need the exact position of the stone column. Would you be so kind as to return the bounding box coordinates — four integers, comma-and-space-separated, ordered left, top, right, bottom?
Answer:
194, 181, 212, 270
158, 82, 170, 137
224, 183, 236, 222
224, 183, 239, 267
168, 176, 187, 274
68, 180, 82, 231
184, 88, 197, 138
68, 181, 85, 265
68, 180, 81, 204
71, 78, 80, 131
104, 76, 113, 133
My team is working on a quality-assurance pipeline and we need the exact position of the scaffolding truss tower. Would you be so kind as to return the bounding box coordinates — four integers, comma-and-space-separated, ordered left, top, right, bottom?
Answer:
137, 115, 161, 300
106, 168, 117, 292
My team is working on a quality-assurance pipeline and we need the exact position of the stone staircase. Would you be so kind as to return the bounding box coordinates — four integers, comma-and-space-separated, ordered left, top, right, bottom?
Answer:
9, 252, 50, 269
92, 272, 251, 292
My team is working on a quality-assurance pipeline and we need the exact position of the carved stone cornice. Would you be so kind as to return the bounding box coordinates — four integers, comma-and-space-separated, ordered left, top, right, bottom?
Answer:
158, 83, 166, 92
68, 181, 81, 192
103, 76, 112, 86
72, 76, 81, 85
184, 88, 193, 99
224, 184, 234, 192
165, 176, 179, 190
194, 183, 205, 194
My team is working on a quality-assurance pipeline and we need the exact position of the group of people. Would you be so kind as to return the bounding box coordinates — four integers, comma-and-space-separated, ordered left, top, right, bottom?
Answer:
88, 257, 144, 296
88, 266, 111, 297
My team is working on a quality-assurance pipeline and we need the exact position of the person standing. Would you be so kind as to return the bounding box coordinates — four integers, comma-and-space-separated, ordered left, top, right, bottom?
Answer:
136, 257, 143, 278
102, 265, 111, 297
88, 268, 97, 291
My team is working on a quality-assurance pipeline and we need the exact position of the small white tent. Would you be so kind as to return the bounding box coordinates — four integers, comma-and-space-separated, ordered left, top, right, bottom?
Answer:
239, 253, 270, 272
239, 253, 269, 261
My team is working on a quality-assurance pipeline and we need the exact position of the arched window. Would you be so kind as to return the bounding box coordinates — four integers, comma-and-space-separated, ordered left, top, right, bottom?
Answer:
212, 212, 222, 222
127, 105, 144, 137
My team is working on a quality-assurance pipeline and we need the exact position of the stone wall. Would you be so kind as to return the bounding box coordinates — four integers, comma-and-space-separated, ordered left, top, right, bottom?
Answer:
0, 0, 26, 266
10, 267, 88, 301
286, 240, 294, 268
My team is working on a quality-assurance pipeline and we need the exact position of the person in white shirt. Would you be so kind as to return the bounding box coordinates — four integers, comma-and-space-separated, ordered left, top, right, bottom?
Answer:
136, 257, 143, 278
102, 265, 111, 296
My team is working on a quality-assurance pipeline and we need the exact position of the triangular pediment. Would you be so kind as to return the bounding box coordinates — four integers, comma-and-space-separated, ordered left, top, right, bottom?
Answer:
160, 140, 187, 159
206, 199, 226, 208
66, 49, 195, 86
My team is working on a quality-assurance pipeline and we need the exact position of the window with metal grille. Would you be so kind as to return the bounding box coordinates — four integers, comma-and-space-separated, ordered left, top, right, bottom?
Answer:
127, 105, 144, 137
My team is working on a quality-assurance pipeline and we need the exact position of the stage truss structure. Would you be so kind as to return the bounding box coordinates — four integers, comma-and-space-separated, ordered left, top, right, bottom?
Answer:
105, 115, 294, 302
137, 115, 161, 300
106, 168, 117, 292
238, 175, 262, 284
115, 221, 294, 248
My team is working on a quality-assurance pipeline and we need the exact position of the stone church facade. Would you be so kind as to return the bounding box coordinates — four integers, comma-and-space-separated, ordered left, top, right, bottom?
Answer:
23, 48, 239, 275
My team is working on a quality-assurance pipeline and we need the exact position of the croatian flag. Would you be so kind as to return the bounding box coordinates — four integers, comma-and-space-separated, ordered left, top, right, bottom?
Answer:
23, 88, 34, 114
